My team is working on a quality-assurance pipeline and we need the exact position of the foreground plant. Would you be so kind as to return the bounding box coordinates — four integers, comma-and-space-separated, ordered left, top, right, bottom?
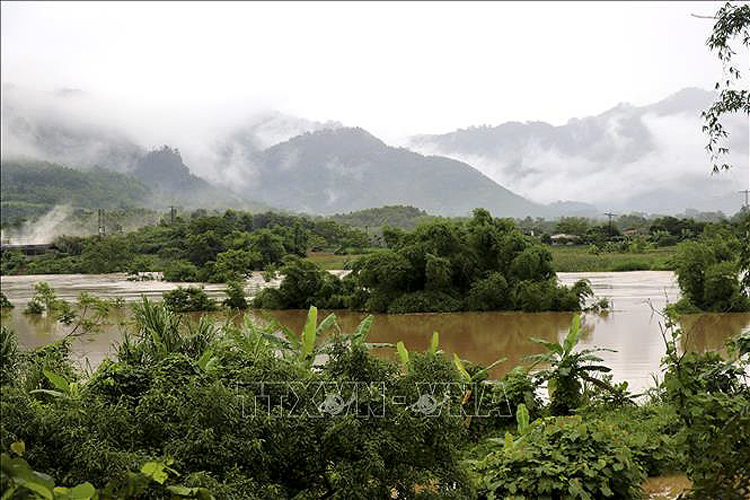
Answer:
526, 315, 626, 415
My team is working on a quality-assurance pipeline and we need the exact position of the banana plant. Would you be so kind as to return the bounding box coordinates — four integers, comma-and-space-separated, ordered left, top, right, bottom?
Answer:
453, 353, 506, 428
266, 306, 339, 368
525, 314, 620, 415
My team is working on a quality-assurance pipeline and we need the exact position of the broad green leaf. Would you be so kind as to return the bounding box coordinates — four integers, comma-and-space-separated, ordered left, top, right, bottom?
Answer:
473, 357, 507, 380
302, 306, 318, 357
141, 461, 169, 484
563, 315, 581, 353
363, 342, 394, 349
429, 331, 439, 354
453, 353, 471, 382
516, 403, 529, 434
396, 341, 409, 367
42, 369, 69, 393
67, 482, 96, 500
547, 378, 557, 399
315, 312, 338, 337
529, 338, 563, 355
504, 431, 514, 450
352, 315, 374, 343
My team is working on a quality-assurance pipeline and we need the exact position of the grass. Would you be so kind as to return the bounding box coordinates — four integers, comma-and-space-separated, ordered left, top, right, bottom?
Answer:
308, 246, 678, 272
549, 245, 677, 272
306, 252, 368, 270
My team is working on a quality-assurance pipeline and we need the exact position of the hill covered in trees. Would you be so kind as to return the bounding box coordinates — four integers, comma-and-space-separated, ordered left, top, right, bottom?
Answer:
329, 205, 433, 230
0, 160, 152, 225
243, 128, 545, 217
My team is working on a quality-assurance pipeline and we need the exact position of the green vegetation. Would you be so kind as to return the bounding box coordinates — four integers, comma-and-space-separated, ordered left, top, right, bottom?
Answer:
329, 205, 435, 232
161, 287, 218, 313
0, 292, 13, 309
2, 210, 369, 282
255, 209, 594, 313
671, 227, 750, 313
1, 301, 748, 498
0, 160, 151, 226
549, 245, 677, 272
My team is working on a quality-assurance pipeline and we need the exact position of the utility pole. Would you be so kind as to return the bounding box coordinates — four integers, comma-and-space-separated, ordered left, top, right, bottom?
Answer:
603, 212, 617, 236
740, 189, 749, 210
170, 205, 177, 224
97, 209, 106, 237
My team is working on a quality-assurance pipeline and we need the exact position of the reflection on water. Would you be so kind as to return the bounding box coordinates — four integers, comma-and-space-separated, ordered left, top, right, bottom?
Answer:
1, 271, 749, 392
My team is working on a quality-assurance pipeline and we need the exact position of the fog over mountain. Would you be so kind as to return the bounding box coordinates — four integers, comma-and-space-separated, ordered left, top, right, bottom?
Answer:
1, 84, 746, 217
409, 88, 749, 214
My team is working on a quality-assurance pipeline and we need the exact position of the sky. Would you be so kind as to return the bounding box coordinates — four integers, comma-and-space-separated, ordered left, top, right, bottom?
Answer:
0, 0, 737, 142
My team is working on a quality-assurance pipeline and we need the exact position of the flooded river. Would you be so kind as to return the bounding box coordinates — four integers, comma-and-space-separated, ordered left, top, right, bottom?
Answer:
1, 271, 749, 393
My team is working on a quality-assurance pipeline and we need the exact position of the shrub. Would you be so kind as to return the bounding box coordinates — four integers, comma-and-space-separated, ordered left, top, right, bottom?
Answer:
674, 235, 749, 312
386, 290, 462, 314
466, 273, 510, 311
223, 280, 248, 310
162, 287, 218, 312
162, 260, 200, 282
0, 291, 13, 309
472, 415, 646, 500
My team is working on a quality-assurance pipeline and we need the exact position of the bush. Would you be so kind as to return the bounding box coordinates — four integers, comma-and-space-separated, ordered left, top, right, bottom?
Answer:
223, 280, 248, 310
472, 415, 646, 499
162, 260, 200, 282
674, 235, 749, 312
386, 290, 462, 314
466, 273, 510, 311
162, 286, 218, 312
0, 291, 13, 309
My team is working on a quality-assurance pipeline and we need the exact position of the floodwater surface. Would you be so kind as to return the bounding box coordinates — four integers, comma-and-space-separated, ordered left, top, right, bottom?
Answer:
1, 271, 749, 393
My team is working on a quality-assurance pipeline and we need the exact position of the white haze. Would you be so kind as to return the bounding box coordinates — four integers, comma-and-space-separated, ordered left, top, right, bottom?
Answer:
1, 205, 75, 245
411, 111, 749, 214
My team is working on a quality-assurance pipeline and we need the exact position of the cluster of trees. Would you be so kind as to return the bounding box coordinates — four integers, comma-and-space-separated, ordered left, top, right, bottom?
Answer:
0, 160, 152, 227
515, 211, 745, 248
255, 209, 593, 313
671, 220, 750, 313
1, 210, 370, 281
328, 205, 434, 231
1, 299, 748, 499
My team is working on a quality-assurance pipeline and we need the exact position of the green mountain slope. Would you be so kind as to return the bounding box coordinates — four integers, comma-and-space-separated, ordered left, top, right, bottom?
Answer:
1, 160, 152, 225
247, 128, 545, 217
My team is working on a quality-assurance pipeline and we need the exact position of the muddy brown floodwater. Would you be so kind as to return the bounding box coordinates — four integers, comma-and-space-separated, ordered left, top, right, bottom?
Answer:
1, 270, 747, 498
2, 270, 748, 392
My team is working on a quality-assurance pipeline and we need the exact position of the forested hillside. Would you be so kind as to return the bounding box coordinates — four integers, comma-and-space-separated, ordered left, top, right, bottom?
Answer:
0, 160, 151, 225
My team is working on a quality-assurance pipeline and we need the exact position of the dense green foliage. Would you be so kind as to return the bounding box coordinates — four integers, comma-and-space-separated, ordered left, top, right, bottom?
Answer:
329, 205, 434, 231
255, 209, 592, 313
659, 323, 750, 498
0, 292, 13, 309
1, 298, 748, 499
1, 301, 476, 499
471, 415, 647, 499
672, 227, 750, 312
0, 161, 151, 226
2, 209, 369, 282
161, 287, 218, 313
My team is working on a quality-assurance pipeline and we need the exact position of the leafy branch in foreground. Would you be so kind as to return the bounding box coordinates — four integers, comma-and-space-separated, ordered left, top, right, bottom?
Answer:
701, 1, 750, 172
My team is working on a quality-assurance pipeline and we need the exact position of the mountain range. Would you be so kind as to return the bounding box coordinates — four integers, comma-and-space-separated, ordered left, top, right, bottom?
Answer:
1, 85, 746, 218
409, 88, 748, 214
